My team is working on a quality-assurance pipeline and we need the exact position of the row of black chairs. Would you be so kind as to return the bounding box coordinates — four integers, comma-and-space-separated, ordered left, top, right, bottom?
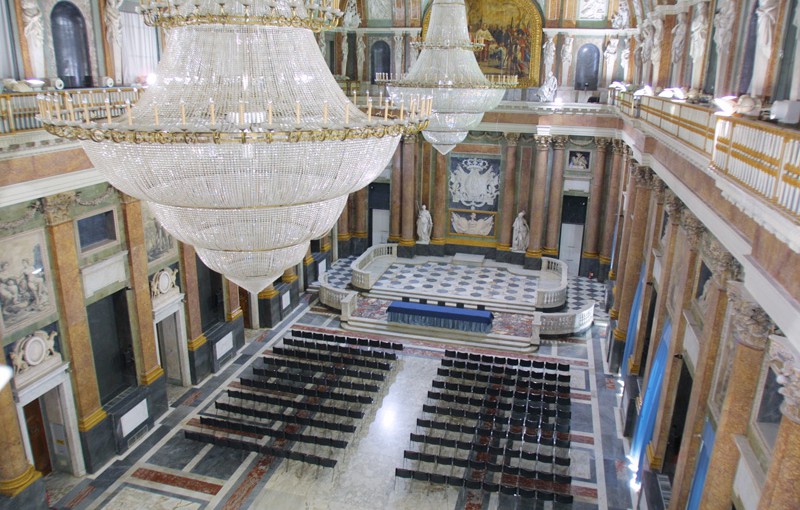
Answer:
418, 418, 571, 438
263, 356, 385, 382
444, 350, 570, 372
437, 369, 571, 395
227, 389, 365, 419
239, 378, 374, 405
253, 367, 380, 393
216, 401, 357, 433
400, 453, 572, 484
427, 390, 570, 410
200, 416, 349, 449
430, 379, 571, 403
441, 358, 572, 379
283, 337, 398, 361
438, 366, 571, 385
272, 346, 392, 371
291, 329, 403, 351
421, 403, 571, 423
395, 468, 574, 502
185, 430, 337, 468
408, 435, 571, 466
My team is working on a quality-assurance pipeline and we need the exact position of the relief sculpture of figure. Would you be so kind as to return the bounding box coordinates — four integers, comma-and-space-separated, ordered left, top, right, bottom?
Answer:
21, 0, 45, 77
650, 14, 664, 66
416, 205, 432, 244
539, 71, 558, 102
689, 3, 708, 63
671, 12, 688, 62
511, 212, 529, 253
561, 36, 574, 68
542, 35, 556, 74
750, 0, 778, 96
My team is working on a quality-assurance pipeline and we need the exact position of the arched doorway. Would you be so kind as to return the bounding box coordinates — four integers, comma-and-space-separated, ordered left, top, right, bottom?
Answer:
370, 41, 391, 84
51, 2, 91, 88
574, 44, 601, 91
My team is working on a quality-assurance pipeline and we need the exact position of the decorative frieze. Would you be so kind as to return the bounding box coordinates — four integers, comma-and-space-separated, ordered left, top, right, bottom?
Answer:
702, 236, 742, 284
680, 210, 705, 248
42, 192, 75, 226
729, 284, 774, 351
665, 190, 684, 224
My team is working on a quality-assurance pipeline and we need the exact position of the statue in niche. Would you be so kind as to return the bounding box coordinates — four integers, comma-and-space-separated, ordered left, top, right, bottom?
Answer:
671, 13, 688, 62
342, 0, 361, 28
539, 71, 558, 102
579, 0, 607, 20
356, 34, 366, 82
750, 0, 778, 96
604, 38, 619, 63
698, 278, 712, 311
561, 36, 574, 68
640, 20, 654, 64
511, 212, 529, 253
650, 15, 664, 66
105, 0, 124, 84
543, 36, 556, 74
21, 0, 45, 77
416, 205, 432, 244
689, 3, 708, 64
611, 2, 630, 29
318, 33, 327, 60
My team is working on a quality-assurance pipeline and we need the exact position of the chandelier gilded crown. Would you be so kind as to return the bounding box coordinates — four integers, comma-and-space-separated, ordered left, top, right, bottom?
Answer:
38, 0, 429, 293
382, 0, 512, 155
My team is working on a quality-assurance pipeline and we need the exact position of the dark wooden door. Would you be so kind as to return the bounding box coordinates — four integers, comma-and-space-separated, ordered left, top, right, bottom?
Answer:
23, 400, 51, 475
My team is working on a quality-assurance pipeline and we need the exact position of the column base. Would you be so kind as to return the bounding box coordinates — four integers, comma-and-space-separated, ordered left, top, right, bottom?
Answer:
580, 257, 600, 278
523, 254, 543, 270
397, 244, 416, 259
0, 475, 46, 510
608, 332, 626, 374
598, 262, 611, 282
79, 413, 115, 473
189, 317, 245, 383
415, 243, 432, 256
350, 236, 368, 256
427, 243, 445, 256
337, 239, 352, 259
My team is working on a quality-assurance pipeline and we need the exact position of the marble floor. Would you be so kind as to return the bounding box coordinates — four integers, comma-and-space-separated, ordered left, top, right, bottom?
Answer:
46, 293, 634, 510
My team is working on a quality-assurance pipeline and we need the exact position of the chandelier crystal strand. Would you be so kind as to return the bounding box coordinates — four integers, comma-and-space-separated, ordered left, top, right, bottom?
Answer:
384, 0, 510, 155
39, 0, 428, 294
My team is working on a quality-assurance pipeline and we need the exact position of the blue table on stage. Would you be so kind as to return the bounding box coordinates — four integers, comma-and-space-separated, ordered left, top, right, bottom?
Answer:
386, 301, 493, 333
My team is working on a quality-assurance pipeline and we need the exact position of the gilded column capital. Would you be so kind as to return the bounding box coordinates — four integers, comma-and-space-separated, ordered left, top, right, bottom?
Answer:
728, 283, 774, 351
632, 165, 653, 188
612, 139, 626, 155
665, 190, 684, 224
681, 210, 705, 248
703, 236, 742, 283
551, 135, 567, 150
769, 337, 800, 423
594, 137, 611, 150
43, 192, 76, 226
504, 132, 521, 146
534, 135, 552, 150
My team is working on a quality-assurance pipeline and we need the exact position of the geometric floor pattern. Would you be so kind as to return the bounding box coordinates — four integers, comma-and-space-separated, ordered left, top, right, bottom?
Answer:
47, 294, 633, 510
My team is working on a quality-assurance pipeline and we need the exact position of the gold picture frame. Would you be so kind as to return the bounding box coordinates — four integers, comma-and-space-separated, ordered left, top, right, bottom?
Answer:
422, 0, 543, 88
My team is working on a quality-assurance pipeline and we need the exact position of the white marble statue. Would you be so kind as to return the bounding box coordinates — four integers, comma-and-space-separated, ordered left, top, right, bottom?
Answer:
713, 0, 736, 54
561, 36, 574, 67
417, 205, 432, 244
640, 20, 654, 65
650, 15, 664, 66
511, 212, 529, 253
539, 71, 558, 102
750, 0, 778, 96
341, 34, 349, 77
543, 35, 556, 74
579, 0, 607, 20
318, 33, 327, 61
342, 0, 361, 28
394, 33, 404, 77
356, 33, 366, 82
105, 0, 124, 85
672, 13, 688, 62
21, 0, 45, 78
611, 1, 630, 29
689, 3, 708, 63
604, 38, 619, 62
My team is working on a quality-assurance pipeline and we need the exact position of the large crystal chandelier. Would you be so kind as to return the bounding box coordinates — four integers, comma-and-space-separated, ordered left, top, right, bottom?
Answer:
383, 0, 513, 155
38, 0, 427, 293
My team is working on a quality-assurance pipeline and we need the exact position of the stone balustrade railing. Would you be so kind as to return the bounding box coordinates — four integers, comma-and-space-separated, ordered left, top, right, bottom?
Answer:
638, 95, 716, 156
713, 116, 800, 218
351, 243, 397, 290
538, 301, 595, 336
534, 257, 568, 309
0, 88, 142, 135
318, 272, 352, 310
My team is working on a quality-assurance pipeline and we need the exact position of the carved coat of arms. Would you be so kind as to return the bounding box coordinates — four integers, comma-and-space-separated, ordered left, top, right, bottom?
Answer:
449, 158, 500, 208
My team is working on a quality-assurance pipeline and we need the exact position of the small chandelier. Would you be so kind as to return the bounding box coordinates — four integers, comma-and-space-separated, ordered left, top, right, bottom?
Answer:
382, 0, 514, 155
38, 0, 428, 293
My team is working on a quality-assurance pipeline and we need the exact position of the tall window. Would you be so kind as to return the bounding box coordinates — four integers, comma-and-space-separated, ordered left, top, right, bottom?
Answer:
0, 0, 17, 79
120, 9, 159, 85
51, 2, 91, 88
574, 44, 600, 90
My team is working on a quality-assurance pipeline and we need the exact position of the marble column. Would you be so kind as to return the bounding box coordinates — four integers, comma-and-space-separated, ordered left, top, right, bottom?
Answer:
645, 227, 719, 473
609, 167, 652, 373
609, 157, 637, 318
224, 278, 242, 322
388, 147, 402, 242
398, 134, 417, 258
302, 247, 316, 292
429, 150, 448, 256
757, 339, 800, 510
668, 242, 742, 510
337, 194, 352, 258
351, 187, 369, 255
118, 194, 164, 388
580, 138, 610, 276
698, 284, 772, 509
497, 132, 520, 263
42, 193, 112, 472
257, 283, 281, 329
180, 243, 206, 356
543, 136, 567, 258
599, 141, 625, 281
525, 135, 551, 270
0, 346, 44, 504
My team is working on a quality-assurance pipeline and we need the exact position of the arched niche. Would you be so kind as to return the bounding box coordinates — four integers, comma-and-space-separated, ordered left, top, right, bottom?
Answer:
50, 1, 91, 88
574, 43, 600, 90
370, 40, 391, 83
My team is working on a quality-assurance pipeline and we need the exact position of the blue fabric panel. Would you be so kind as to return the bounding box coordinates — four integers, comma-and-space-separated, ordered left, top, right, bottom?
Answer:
686, 420, 716, 510
386, 302, 493, 323
622, 263, 647, 378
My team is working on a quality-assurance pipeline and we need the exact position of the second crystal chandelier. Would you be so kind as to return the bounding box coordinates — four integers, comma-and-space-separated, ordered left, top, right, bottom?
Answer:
385, 0, 513, 155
